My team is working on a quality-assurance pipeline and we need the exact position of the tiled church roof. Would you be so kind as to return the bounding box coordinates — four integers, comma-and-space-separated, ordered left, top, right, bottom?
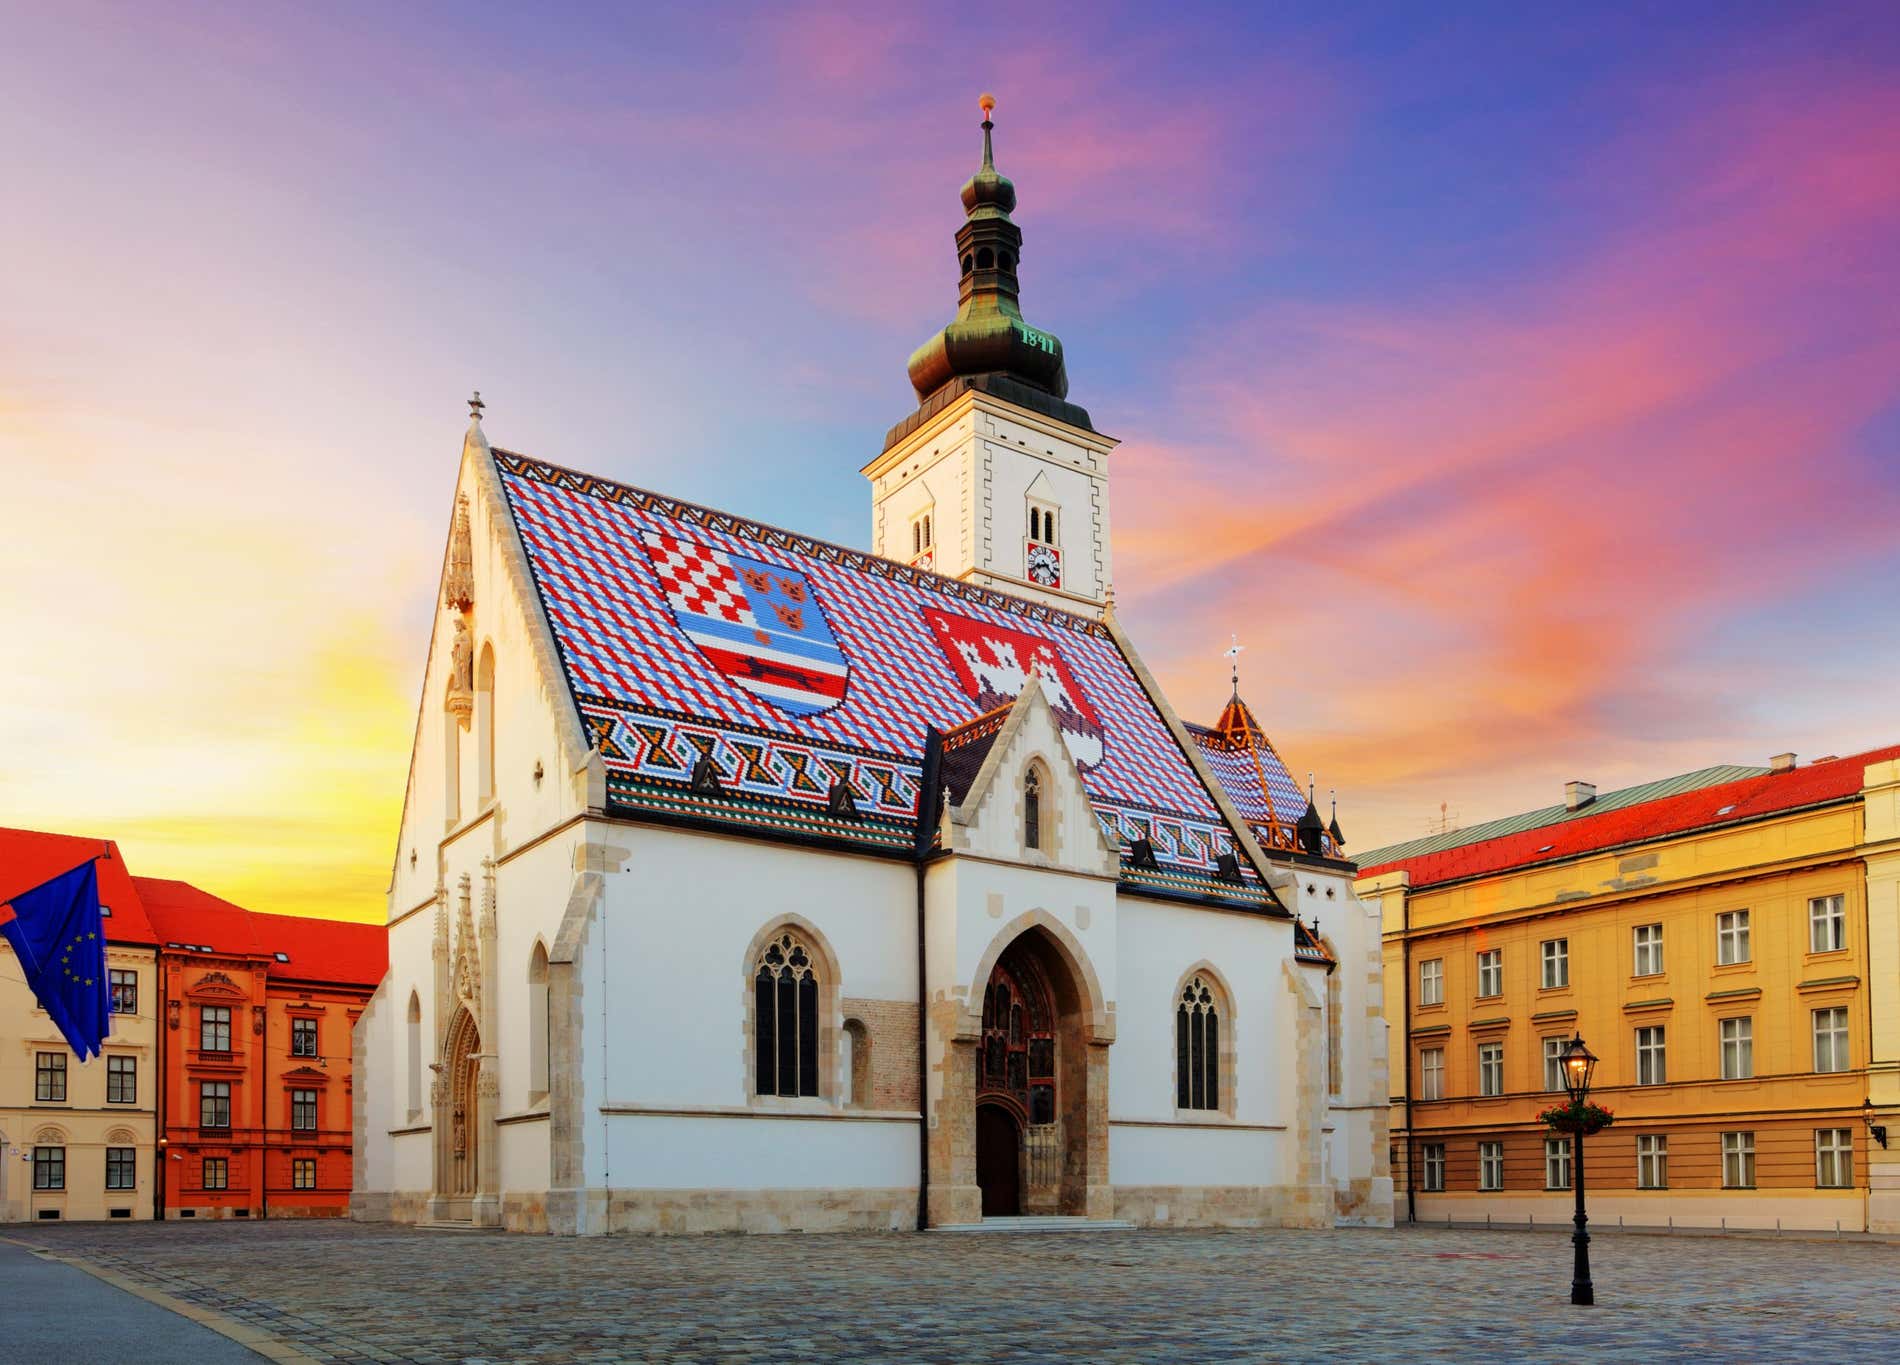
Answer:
494, 451, 1276, 906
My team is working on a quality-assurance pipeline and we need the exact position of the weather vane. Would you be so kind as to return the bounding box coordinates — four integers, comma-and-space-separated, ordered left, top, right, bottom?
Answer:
1222, 634, 1245, 691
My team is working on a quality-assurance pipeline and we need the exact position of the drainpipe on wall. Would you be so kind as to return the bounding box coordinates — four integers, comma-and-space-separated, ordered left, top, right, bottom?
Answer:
1402, 888, 1415, 1226
913, 729, 944, 1233
155, 954, 167, 1220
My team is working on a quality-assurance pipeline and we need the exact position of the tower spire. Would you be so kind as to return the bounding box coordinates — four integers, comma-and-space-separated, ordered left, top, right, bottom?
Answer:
903, 94, 1076, 415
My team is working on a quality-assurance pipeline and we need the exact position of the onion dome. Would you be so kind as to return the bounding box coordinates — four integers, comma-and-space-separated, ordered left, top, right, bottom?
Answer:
905, 95, 1075, 414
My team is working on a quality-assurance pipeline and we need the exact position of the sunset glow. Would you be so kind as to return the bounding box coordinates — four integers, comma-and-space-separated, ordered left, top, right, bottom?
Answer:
4, 2, 1895, 919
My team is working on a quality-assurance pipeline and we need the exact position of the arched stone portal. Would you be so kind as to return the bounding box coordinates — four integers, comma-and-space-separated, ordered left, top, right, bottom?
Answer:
935, 916, 1112, 1225
431, 1006, 487, 1222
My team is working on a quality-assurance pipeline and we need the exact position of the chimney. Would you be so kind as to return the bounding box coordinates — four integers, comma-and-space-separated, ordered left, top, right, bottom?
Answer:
1565, 780, 1597, 811
1770, 752, 1797, 773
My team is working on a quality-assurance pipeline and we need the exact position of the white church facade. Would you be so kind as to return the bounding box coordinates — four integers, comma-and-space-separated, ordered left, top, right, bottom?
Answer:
352, 104, 1393, 1236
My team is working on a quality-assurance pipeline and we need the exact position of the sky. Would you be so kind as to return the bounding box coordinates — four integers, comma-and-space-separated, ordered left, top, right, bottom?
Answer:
3, 1, 1896, 922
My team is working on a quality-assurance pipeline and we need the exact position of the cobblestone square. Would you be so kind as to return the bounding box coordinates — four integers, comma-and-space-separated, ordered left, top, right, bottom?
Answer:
9, 1220, 1897, 1363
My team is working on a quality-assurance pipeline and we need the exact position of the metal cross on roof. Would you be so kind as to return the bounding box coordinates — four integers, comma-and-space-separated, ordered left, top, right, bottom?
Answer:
1222, 634, 1245, 691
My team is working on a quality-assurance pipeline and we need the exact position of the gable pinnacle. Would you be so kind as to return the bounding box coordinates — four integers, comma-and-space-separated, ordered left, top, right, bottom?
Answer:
468, 390, 486, 422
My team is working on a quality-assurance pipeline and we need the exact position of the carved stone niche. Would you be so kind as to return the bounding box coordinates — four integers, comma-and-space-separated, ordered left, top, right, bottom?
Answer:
166, 999, 181, 1031
252, 1004, 266, 1036
447, 616, 475, 728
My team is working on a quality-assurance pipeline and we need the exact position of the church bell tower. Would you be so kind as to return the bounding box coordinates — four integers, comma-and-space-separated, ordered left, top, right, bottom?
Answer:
862, 95, 1118, 611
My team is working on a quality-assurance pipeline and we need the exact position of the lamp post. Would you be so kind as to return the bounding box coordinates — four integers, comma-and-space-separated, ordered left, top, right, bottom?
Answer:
1865, 1097, 1890, 1152
1560, 1033, 1599, 1306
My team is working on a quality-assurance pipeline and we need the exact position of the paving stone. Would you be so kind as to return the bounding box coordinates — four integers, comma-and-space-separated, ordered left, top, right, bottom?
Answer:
10, 1219, 1900, 1361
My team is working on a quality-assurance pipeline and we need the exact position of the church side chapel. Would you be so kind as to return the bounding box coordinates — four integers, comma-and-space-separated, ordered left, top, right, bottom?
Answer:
353, 98, 1393, 1235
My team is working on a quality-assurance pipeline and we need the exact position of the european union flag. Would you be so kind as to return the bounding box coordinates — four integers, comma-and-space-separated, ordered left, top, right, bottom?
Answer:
0, 857, 110, 1059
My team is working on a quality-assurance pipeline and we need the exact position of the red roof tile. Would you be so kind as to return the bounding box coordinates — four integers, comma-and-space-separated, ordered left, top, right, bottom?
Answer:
1358, 745, 1900, 890
0, 825, 157, 946
137, 877, 386, 987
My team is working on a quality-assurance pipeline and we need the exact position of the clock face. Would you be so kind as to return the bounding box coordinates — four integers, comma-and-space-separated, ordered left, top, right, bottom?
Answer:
1025, 541, 1062, 588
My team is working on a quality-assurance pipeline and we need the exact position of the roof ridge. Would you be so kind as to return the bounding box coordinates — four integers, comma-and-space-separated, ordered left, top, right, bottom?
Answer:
493, 446, 1109, 635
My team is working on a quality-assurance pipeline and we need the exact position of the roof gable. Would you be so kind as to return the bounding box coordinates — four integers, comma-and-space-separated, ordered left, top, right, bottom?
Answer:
495, 450, 1259, 888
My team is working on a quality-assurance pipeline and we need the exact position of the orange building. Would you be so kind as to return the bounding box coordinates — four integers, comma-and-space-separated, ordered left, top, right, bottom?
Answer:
1358, 746, 1899, 1233
140, 880, 385, 1219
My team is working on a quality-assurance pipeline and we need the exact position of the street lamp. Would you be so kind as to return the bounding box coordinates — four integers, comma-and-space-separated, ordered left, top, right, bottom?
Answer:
1560, 1033, 1599, 1307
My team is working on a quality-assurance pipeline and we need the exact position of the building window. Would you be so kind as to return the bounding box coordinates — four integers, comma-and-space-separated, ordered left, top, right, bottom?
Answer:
33, 1146, 65, 1190
292, 1157, 317, 1191
291, 1018, 319, 1058
754, 931, 820, 1098
406, 991, 424, 1120
1478, 1141, 1503, 1191
1815, 1128, 1853, 1188
910, 510, 935, 558
35, 1052, 67, 1102
1542, 1037, 1566, 1092
1635, 1026, 1666, 1086
1812, 1007, 1850, 1073
1023, 766, 1043, 852
1540, 939, 1569, 989
109, 969, 138, 1015
106, 1147, 136, 1191
202, 1157, 228, 1191
1418, 958, 1443, 1007
1419, 1047, 1444, 1101
1632, 923, 1663, 977
1637, 1134, 1668, 1189
1478, 1041, 1504, 1097
1545, 1137, 1572, 1190
1809, 895, 1845, 953
1719, 1017, 1753, 1080
1421, 1143, 1446, 1192
107, 1055, 137, 1104
476, 642, 496, 803
1027, 501, 1058, 545
291, 1089, 318, 1133
200, 1081, 231, 1129
1476, 949, 1502, 999
1722, 1131, 1756, 1188
1175, 974, 1222, 1111
1716, 909, 1751, 966
200, 1005, 232, 1053
528, 945, 551, 1101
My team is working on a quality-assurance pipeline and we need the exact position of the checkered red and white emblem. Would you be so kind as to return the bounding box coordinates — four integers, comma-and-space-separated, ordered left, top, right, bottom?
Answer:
645, 533, 759, 628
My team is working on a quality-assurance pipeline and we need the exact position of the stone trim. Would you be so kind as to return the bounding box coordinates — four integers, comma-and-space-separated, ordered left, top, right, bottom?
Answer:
1110, 1118, 1286, 1132
601, 1103, 920, 1122
961, 909, 1113, 1043
606, 1186, 915, 1235
1112, 1184, 1312, 1228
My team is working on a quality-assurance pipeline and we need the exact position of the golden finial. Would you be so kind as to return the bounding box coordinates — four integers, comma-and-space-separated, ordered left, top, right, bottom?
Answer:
978, 92, 996, 119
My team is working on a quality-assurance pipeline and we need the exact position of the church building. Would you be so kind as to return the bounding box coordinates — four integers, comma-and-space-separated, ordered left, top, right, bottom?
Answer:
352, 101, 1393, 1235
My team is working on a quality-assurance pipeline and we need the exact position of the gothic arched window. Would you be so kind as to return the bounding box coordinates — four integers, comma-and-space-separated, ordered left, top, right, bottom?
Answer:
527, 943, 550, 1101
405, 991, 423, 1120
1024, 767, 1043, 852
1177, 974, 1221, 1111
755, 932, 820, 1097
475, 643, 496, 803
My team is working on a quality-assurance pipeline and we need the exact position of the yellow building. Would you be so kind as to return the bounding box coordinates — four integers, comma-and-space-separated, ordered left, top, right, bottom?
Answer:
1357, 746, 1900, 1233
1, 830, 160, 1224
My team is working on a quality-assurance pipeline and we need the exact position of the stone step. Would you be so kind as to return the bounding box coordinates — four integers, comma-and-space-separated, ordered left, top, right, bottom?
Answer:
414, 1220, 490, 1233
931, 1216, 1136, 1234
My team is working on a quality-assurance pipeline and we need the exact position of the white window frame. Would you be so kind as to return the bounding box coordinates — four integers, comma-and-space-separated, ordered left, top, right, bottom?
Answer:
1722, 1130, 1756, 1188
1719, 1016, 1754, 1080
1809, 895, 1845, 954
1542, 1037, 1566, 1092
1637, 1134, 1668, 1189
1540, 938, 1569, 990
1815, 1128, 1852, 1188
1716, 909, 1751, 966
1476, 949, 1502, 999
1421, 1143, 1446, 1192
1635, 1025, 1666, 1086
1812, 1006, 1849, 1073
1633, 923, 1663, 977
1478, 1041, 1504, 1097
1419, 958, 1444, 1007
1419, 1047, 1445, 1102
1478, 1141, 1504, 1191
1545, 1136, 1572, 1190
1026, 498, 1059, 547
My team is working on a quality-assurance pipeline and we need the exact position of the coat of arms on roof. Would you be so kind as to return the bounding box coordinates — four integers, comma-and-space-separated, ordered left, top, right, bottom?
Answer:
922, 606, 1105, 771
640, 530, 851, 717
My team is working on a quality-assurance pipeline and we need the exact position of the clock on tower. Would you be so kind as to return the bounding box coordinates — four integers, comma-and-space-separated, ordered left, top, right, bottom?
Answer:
1025, 541, 1062, 588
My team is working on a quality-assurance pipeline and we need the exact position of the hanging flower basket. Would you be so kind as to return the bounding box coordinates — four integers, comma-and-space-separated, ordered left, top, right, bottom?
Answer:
1538, 1099, 1615, 1136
